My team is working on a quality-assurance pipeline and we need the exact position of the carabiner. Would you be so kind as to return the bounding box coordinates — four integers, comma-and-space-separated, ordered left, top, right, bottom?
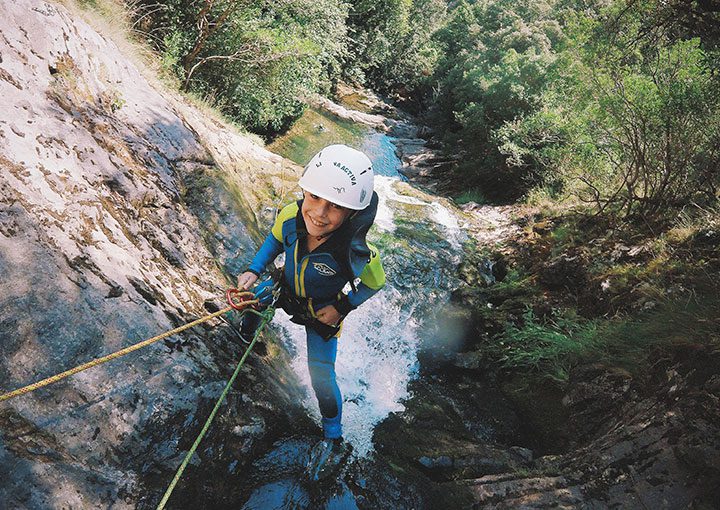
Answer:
226, 288, 258, 311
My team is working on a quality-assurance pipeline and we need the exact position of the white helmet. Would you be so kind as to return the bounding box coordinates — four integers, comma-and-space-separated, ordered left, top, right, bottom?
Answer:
298, 144, 374, 210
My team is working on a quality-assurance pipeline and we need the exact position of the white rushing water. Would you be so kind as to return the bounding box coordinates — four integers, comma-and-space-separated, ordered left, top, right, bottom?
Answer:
271, 144, 465, 457
273, 287, 420, 457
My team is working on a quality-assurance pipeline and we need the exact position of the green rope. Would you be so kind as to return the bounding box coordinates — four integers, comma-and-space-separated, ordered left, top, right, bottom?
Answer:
156, 307, 275, 510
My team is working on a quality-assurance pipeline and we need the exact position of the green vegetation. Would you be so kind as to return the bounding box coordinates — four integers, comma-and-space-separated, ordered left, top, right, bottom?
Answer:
455, 188, 487, 205
123, 1, 718, 220
105, 0, 719, 390
126, 0, 449, 135
130, 0, 349, 136
492, 293, 720, 382
474, 210, 720, 382
343, 0, 448, 93
428, 0, 565, 200
423, 0, 720, 213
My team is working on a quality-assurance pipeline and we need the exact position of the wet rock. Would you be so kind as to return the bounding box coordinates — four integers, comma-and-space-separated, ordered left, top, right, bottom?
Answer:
460, 201, 483, 212
457, 252, 507, 288
509, 446, 533, 464
562, 364, 634, 444
416, 448, 523, 481
106, 284, 124, 298
706, 374, 720, 396
306, 93, 389, 131
0, 1, 307, 507
470, 349, 720, 508
232, 417, 266, 439
453, 350, 483, 370
418, 455, 453, 469
240, 478, 311, 510
127, 276, 160, 305
465, 474, 585, 509
349, 454, 464, 509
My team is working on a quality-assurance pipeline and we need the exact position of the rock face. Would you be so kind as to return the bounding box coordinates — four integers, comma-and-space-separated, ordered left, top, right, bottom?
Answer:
0, 1, 307, 507
466, 350, 720, 508
3, 3, 717, 509
370, 342, 720, 509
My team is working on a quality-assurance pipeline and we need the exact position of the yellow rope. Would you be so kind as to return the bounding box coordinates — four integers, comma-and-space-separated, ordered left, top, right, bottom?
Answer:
0, 298, 257, 403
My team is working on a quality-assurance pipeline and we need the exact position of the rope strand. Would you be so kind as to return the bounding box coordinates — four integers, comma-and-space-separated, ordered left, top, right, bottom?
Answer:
156, 307, 274, 509
0, 295, 258, 403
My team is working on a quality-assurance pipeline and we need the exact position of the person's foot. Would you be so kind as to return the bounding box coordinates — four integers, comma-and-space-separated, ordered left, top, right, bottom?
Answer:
305, 437, 352, 482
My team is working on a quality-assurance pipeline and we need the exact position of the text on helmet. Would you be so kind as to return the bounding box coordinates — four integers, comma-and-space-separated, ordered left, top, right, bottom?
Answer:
334, 162, 357, 186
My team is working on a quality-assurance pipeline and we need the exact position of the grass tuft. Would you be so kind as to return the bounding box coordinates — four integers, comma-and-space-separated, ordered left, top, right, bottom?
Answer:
455, 188, 488, 205
494, 292, 720, 382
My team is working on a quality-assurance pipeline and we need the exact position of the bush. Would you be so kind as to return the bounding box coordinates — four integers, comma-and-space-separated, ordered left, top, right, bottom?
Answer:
129, 0, 348, 136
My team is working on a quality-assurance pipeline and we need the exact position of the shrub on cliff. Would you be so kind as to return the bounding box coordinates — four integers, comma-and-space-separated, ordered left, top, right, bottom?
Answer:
129, 0, 348, 137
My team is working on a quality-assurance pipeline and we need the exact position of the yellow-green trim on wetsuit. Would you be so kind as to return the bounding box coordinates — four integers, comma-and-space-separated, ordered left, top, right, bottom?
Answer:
271, 202, 299, 242
359, 243, 385, 290
299, 257, 309, 297
293, 242, 301, 295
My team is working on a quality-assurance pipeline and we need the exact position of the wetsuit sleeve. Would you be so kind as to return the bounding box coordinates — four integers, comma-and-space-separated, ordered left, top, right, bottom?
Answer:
247, 234, 282, 275
346, 243, 385, 308
346, 283, 379, 309
247, 202, 297, 275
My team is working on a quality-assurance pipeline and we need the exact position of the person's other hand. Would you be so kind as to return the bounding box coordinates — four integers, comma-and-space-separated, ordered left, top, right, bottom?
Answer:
237, 271, 258, 290
315, 304, 342, 326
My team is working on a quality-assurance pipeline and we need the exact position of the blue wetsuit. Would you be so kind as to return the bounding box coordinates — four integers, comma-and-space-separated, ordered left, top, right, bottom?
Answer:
245, 194, 385, 439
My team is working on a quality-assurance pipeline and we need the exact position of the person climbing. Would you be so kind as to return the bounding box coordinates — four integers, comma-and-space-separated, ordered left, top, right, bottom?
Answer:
235, 144, 386, 479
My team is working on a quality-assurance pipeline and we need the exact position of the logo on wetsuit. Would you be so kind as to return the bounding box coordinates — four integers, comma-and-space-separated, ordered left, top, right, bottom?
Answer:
313, 262, 337, 276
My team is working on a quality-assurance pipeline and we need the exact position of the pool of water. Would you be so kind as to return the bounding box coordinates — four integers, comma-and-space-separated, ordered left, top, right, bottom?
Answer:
268, 107, 403, 179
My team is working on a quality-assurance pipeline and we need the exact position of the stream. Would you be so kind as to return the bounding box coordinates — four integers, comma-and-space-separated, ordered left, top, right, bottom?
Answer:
234, 99, 486, 508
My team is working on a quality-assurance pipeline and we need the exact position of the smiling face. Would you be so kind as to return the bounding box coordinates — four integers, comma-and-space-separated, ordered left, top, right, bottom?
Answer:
301, 191, 352, 238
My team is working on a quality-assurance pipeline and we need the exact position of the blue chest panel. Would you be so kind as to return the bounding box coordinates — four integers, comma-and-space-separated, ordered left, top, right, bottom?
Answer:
281, 218, 349, 303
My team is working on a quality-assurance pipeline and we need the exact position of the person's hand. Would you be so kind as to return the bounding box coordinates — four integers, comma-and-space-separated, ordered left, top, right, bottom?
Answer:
236, 271, 258, 290
315, 304, 342, 326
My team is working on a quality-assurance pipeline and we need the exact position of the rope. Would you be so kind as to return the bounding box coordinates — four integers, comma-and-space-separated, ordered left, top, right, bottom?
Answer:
156, 307, 274, 510
0, 287, 272, 508
0, 293, 258, 403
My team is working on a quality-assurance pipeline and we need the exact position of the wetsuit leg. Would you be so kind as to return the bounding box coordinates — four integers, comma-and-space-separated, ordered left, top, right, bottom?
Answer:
306, 327, 342, 439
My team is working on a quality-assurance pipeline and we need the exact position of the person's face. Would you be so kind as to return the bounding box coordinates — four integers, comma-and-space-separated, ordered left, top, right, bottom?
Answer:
302, 191, 352, 238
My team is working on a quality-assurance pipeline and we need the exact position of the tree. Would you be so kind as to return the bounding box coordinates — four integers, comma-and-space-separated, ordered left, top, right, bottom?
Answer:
499, 1, 720, 219
129, 0, 348, 136
428, 0, 564, 200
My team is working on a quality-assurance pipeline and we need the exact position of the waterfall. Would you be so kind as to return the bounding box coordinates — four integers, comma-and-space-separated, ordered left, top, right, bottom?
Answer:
268, 126, 467, 456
